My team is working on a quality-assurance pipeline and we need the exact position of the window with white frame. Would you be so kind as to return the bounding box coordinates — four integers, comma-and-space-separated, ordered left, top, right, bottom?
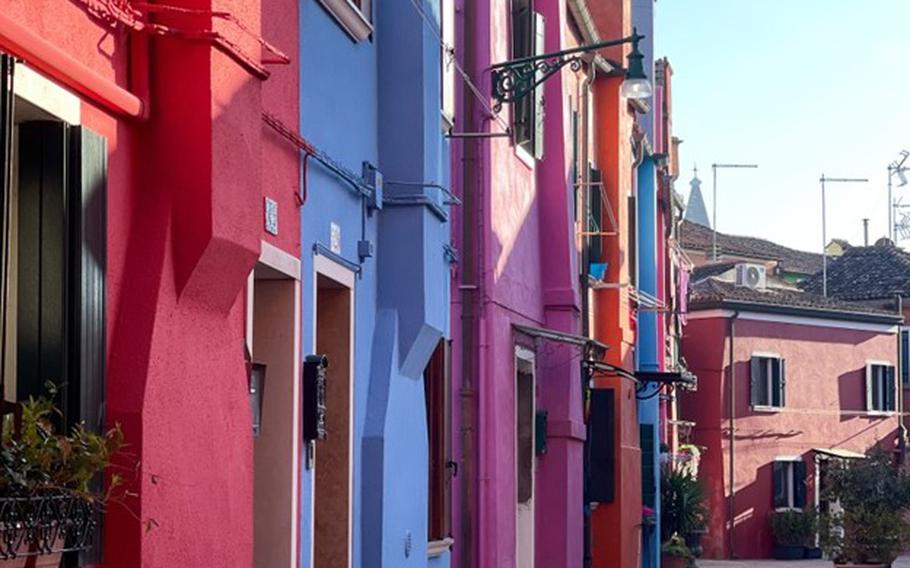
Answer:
510, 0, 545, 159
866, 362, 896, 412
750, 355, 785, 408
440, 0, 455, 128
317, 0, 373, 42
772, 459, 806, 509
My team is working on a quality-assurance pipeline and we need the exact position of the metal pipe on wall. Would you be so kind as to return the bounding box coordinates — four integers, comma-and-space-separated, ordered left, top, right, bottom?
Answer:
728, 310, 739, 559
459, 0, 478, 563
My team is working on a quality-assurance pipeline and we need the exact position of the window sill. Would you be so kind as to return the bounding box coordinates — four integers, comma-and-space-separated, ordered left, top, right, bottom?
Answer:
774, 506, 800, 512
751, 405, 783, 413
428, 537, 454, 558
866, 410, 896, 417
316, 0, 373, 42
515, 144, 536, 170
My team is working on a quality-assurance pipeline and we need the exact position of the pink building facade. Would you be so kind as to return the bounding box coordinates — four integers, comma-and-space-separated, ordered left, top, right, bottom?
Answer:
451, 1, 595, 566
681, 278, 903, 559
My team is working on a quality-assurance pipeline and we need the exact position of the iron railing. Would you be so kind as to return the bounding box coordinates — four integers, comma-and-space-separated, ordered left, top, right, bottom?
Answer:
0, 494, 95, 559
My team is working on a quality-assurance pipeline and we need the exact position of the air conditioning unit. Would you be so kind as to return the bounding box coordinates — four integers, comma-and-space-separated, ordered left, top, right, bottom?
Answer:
735, 263, 767, 289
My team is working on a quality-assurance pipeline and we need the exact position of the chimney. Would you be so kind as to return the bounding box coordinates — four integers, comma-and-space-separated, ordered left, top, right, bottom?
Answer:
863, 218, 869, 246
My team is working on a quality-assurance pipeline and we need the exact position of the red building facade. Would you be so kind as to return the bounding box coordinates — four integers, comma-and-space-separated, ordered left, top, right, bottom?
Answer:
681, 276, 903, 559
0, 1, 300, 566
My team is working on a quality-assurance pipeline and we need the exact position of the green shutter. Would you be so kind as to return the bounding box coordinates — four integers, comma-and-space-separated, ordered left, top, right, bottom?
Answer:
750, 357, 760, 407
69, 126, 108, 565
772, 461, 786, 508
16, 122, 67, 405
640, 424, 656, 509
794, 460, 807, 509
779, 359, 786, 407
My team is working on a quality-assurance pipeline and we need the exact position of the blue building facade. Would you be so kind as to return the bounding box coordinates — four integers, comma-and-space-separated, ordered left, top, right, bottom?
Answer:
634, 1, 661, 567
299, 1, 451, 567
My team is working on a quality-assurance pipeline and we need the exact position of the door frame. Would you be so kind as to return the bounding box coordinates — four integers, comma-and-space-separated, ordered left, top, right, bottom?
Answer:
515, 344, 536, 568
311, 253, 355, 568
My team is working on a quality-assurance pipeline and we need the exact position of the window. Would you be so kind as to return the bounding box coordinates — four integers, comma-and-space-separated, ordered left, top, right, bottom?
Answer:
440, 0, 456, 127
511, 1, 545, 159
0, 56, 108, 565
750, 355, 786, 409
317, 0, 373, 42
424, 340, 452, 545
866, 362, 896, 412
772, 459, 806, 509
902, 328, 909, 387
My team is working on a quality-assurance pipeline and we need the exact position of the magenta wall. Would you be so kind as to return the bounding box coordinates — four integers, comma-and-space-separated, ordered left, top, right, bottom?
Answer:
450, 0, 584, 566
681, 314, 901, 559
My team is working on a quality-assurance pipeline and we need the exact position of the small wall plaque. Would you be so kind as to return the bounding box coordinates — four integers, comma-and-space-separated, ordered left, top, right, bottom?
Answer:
330, 222, 342, 254
264, 197, 279, 235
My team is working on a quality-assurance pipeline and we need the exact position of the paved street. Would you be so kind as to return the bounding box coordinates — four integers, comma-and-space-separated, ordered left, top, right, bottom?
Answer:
699, 558, 910, 568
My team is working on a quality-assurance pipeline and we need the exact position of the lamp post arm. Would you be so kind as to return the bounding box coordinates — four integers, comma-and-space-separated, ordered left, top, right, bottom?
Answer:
490, 32, 643, 70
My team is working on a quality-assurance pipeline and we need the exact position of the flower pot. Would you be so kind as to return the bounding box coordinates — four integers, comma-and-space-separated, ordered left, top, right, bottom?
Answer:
660, 555, 690, 568
804, 546, 823, 559
773, 544, 805, 560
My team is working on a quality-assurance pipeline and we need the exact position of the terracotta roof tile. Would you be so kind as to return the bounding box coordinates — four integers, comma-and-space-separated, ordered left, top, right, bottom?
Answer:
680, 220, 822, 275
800, 242, 910, 301
690, 278, 898, 320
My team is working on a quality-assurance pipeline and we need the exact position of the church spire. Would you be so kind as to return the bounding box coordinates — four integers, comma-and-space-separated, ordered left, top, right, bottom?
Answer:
684, 166, 711, 227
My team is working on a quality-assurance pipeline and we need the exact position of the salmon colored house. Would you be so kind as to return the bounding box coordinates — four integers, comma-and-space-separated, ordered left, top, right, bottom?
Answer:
0, 1, 301, 566
682, 272, 902, 559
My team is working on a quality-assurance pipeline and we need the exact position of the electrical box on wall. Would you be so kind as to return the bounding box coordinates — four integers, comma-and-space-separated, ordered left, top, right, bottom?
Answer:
303, 354, 329, 441
535, 410, 548, 456
362, 161, 383, 211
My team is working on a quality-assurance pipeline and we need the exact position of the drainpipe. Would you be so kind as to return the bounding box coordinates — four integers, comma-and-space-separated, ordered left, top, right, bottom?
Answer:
728, 310, 739, 559
579, 62, 595, 568
459, 0, 478, 564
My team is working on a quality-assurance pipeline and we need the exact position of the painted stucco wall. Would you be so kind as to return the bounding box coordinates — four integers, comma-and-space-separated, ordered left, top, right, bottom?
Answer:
681, 314, 901, 559
299, 2, 450, 567
450, 0, 583, 566
3, 0, 302, 566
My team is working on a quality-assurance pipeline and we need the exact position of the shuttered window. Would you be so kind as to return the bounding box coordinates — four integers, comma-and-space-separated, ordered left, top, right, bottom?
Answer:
10, 117, 107, 565
866, 363, 896, 412
425, 340, 452, 542
588, 388, 615, 503
640, 424, 656, 509
511, 1, 545, 159
750, 355, 785, 409
901, 329, 909, 387
772, 459, 806, 510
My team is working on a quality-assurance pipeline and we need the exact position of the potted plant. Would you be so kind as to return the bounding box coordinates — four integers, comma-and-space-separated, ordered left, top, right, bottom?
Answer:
661, 463, 707, 564
660, 534, 693, 568
818, 446, 910, 567
770, 508, 817, 559
1, 394, 123, 567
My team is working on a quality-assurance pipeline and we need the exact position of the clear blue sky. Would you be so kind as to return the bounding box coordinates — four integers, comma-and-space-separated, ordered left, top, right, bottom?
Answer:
655, 0, 910, 253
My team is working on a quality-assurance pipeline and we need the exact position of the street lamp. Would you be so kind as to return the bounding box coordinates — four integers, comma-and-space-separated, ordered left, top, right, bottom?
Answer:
821, 175, 869, 297
889, 150, 910, 242
490, 29, 651, 110
711, 163, 759, 261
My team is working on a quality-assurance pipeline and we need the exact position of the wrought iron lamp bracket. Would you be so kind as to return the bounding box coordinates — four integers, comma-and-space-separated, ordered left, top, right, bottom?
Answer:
489, 31, 643, 111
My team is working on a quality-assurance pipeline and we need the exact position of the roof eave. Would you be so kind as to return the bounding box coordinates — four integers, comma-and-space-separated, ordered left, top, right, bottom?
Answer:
689, 299, 902, 325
